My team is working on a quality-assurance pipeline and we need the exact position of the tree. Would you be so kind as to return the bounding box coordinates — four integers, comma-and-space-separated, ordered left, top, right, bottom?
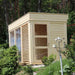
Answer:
64, 34, 75, 72
69, 0, 75, 12
0, 0, 7, 44
67, 11, 75, 43
0, 0, 74, 44
67, 11, 75, 25
38, 0, 41, 12
65, 34, 75, 61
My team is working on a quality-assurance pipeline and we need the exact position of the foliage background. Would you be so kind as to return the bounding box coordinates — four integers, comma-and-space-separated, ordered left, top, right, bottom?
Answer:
0, 0, 75, 75
0, 0, 75, 44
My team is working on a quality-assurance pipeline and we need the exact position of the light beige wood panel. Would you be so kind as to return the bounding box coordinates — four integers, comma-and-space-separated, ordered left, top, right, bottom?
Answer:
48, 22, 67, 59
29, 12, 68, 22
22, 24, 29, 62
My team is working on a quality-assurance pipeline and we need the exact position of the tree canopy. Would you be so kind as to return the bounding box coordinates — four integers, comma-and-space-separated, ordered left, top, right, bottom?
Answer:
0, 0, 75, 44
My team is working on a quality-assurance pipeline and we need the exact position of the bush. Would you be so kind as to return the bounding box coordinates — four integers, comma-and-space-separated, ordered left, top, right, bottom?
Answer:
63, 34, 75, 73
0, 45, 19, 75
42, 54, 56, 66
48, 54, 56, 63
0, 43, 9, 49
42, 56, 48, 66
23, 65, 33, 75
37, 59, 70, 75
63, 64, 72, 75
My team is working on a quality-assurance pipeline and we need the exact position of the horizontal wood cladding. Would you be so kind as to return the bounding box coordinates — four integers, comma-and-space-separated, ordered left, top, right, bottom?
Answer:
8, 12, 68, 31
49, 23, 67, 48
30, 12, 68, 22
50, 23, 66, 37
22, 24, 29, 62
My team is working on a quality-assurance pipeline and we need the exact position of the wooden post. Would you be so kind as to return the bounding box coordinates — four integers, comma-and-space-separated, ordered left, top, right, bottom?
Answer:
20, 26, 23, 63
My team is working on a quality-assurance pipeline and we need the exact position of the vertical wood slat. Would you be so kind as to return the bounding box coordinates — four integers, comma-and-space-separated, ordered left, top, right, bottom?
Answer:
22, 24, 29, 62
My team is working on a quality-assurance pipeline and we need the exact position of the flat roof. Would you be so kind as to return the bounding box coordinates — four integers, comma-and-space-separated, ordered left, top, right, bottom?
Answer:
9, 12, 68, 25
8, 12, 68, 31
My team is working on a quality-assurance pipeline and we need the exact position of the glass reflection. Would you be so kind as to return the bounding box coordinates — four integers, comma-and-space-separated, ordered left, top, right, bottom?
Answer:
10, 31, 14, 46
16, 28, 21, 62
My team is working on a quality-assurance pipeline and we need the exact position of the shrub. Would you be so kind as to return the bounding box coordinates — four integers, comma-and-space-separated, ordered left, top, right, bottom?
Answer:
42, 54, 56, 66
42, 56, 48, 66
0, 43, 9, 49
23, 65, 33, 75
48, 54, 56, 63
63, 34, 75, 73
0, 45, 19, 75
63, 64, 72, 75
37, 59, 70, 75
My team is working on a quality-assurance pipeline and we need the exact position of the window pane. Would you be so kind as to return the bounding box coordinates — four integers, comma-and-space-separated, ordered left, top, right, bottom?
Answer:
35, 24, 47, 35
10, 31, 14, 46
16, 28, 21, 61
35, 38, 47, 46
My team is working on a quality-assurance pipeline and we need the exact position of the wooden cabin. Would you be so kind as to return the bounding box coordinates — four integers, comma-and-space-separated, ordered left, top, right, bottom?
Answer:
8, 12, 68, 64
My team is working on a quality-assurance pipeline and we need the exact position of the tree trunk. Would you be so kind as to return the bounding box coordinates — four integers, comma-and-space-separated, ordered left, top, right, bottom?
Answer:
10, 1, 14, 22
14, 0, 17, 17
62, 0, 65, 13
23, 0, 27, 14
3, 0, 9, 42
38, 0, 41, 12
17, 0, 20, 17
3, 0, 9, 26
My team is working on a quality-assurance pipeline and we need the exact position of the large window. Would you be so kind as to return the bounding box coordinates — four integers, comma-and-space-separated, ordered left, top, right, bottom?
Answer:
10, 28, 21, 62
16, 28, 21, 61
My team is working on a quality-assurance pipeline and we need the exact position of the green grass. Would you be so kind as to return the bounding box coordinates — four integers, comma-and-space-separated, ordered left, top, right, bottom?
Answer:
37, 59, 70, 75
33, 67, 46, 73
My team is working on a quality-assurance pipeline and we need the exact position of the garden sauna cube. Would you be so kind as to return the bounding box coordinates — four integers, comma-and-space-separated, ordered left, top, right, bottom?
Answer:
8, 12, 68, 64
